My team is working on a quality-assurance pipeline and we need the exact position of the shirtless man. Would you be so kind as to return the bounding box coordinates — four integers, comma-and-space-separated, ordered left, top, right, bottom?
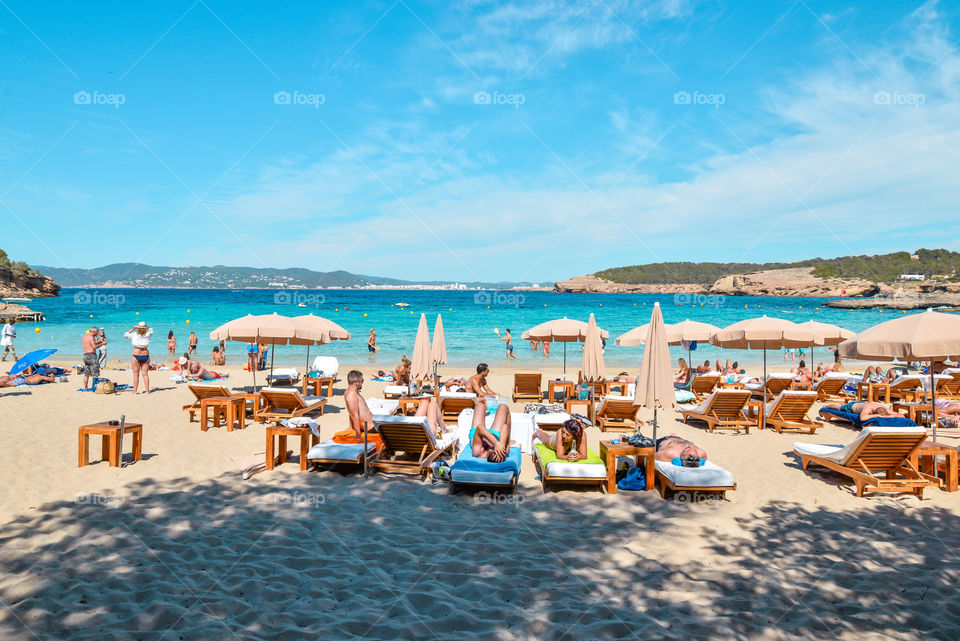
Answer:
188, 332, 198, 358
470, 397, 515, 462
654, 435, 708, 463
367, 329, 377, 353
466, 363, 496, 397
821, 401, 894, 421
81, 326, 107, 390
344, 370, 377, 436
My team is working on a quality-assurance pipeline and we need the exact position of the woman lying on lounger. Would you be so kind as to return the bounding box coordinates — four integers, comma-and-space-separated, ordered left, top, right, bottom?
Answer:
821, 401, 895, 421
533, 417, 588, 462
470, 397, 516, 462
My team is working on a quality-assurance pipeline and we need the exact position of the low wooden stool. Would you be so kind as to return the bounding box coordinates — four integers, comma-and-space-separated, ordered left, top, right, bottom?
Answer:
265, 424, 319, 471
200, 397, 245, 432
910, 441, 959, 492
78, 422, 143, 467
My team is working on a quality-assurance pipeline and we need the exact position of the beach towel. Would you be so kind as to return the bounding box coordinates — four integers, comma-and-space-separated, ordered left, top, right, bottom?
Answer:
332, 428, 383, 450
450, 446, 521, 474
818, 408, 917, 428
617, 466, 646, 491
534, 442, 603, 466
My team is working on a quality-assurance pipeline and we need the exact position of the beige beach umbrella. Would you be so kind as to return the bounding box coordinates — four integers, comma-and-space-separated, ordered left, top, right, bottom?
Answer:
838, 310, 960, 440
293, 314, 351, 377
710, 316, 824, 417
210, 313, 328, 390
431, 314, 447, 380
797, 320, 854, 373
522, 317, 610, 375
580, 314, 605, 384
616, 318, 720, 368
634, 302, 675, 441
410, 313, 432, 388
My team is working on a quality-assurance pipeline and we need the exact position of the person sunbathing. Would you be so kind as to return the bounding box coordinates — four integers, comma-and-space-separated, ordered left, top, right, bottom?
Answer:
615, 372, 636, 384
534, 417, 587, 462
821, 401, 895, 421
186, 361, 221, 380
342, 369, 378, 438
0, 371, 56, 386
469, 397, 515, 462
466, 363, 497, 397
442, 377, 468, 391
654, 434, 708, 462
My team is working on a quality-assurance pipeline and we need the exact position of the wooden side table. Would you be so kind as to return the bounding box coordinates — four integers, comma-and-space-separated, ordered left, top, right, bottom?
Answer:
857, 382, 891, 403
893, 402, 932, 426
599, 440, 654, 493
745, 400, 764, 430
565, 397, 594, 422
78, 422, 143, 467
265, 424, 319, 471
200, 397, 246, 432
231, 392, 262, 421
398, 396, 430, 416
303, 376, 334, 398
548, 380, 575, 403
909, 441, 958, 492
606, 381, 628, 396
791, 381, 812, 391
720, 382, 745, 390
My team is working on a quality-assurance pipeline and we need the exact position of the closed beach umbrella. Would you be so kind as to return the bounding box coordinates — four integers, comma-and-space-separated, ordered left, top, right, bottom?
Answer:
634, 302, 674, 441
410, 313, 432, 387
522, 317, 609, 375
293, 314, 351, 376
839, 310, 960, 440
710, 316, 824, 417
580, 313, 605, 384
432, 314, 447, 381
797, 320, 854, 374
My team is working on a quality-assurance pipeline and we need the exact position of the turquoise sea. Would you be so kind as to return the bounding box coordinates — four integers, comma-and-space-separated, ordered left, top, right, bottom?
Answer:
12, 288, 919, 371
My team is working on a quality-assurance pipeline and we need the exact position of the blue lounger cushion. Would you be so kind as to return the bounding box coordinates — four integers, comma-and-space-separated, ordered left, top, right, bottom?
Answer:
450, 446, 522, 486
818, 408, 917, 428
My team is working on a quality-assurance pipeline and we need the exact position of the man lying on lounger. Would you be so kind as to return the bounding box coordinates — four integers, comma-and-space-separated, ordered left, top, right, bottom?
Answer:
470, 397, 516, 462
820, 401, 895, 422
654, 435, 708, 463
342, 370, 449, 443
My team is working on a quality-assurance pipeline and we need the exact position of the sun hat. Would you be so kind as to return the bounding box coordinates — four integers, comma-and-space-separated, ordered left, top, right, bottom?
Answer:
138, 321, 147, 327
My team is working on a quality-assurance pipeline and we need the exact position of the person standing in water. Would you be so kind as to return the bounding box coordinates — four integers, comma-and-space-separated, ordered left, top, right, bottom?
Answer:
367, 329, 377, 353
188, 331, 198, 358
500, 328, 517, 360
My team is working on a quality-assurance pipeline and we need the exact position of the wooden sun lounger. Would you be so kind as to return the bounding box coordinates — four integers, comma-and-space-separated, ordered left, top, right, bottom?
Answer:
258, 388, 326, 423
764, 391, 823, 434
755, 376, 794, 402
681, 390, 753, 433
690, 374, 720, 400
438, 394, 477, 422
371, 417, 456, 479
182, 384, 232, 422
594, 396, 640, 432
812, 376, 850, 401
887, 376, 926, 402
512, 371, 543, 402
795, 429, 938, 497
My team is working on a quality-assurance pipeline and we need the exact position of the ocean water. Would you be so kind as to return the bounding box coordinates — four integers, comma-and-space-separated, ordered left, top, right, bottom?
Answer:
11, 288, 921, 371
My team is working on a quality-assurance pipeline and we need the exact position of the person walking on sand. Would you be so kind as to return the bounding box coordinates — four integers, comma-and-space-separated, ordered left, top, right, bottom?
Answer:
367, 329, 378, 353
81, 326, 107, 390
167, 330, 176, 357
188, 331, 198, 358
500, 328, 517, 359
124, 321, 154, 394
1, 319, 17, 362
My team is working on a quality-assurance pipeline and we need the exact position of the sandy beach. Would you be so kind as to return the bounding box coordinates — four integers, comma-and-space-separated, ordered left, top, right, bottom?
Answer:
1, 361, 957, 640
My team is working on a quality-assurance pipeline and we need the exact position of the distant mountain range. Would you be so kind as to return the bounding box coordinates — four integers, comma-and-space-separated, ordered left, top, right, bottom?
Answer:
31, 263, 540, 290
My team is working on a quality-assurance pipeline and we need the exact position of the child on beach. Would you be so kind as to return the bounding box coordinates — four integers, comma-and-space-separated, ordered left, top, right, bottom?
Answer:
534, 417, 587, 462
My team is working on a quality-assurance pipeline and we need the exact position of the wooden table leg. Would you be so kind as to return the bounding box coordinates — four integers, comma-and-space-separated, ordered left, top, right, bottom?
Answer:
643, 453, 654, 491
101, 434, 111, 466
278, 435, 288, 464
226, 402, 234, 432
265, 430, 275, 470
326, 380, 333, 397
945, 452, 958, 492
79, 431, 88, 467
299, 433, 309, 471
108, 433, 119, 467
132, 429, 142, 462
201, 402, 209, 432
238, 401, 245, 430
604, 449, 616, 494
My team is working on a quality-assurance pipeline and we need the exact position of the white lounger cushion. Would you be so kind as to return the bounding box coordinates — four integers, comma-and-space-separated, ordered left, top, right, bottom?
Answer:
263, 388, 325, 403
533, 413, 570, 426
765, 390, 817, 417
793, 425, 926, 465
439, 390, 477, 399
366, 398, 399, 415
268, 368, 299, 378
654, 459, 735, 488
383, 385, 408, 397
888, 375, 924, 389
533, 444, 606, 478
307, 439, 376, 462
311, 356, 339, 377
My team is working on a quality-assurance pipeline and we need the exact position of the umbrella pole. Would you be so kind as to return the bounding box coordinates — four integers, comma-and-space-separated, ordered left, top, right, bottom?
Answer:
931, 360, 938, 442
270, 344, 275, 381
563, 343, 567, 376
652, 407, 657, 443
762, 348, 767, 427
305, 345, 311, 378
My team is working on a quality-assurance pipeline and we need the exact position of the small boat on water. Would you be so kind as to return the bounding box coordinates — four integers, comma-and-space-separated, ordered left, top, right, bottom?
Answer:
1, 297, 31, 304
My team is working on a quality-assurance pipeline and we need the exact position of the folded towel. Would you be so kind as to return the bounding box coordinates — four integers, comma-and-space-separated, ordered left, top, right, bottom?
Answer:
534, 443, 603, 466
451, 446, 521, 474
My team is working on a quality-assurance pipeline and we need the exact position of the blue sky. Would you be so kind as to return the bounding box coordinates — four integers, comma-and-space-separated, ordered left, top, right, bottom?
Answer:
1, 0, 958, 282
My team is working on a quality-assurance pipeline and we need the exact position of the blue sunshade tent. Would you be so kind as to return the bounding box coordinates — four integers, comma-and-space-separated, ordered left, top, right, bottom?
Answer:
9, 348, 57, 376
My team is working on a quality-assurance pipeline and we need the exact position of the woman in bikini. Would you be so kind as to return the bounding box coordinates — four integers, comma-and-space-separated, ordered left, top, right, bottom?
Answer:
167, 330, 176, 357
124, 321, 154, 394
533, 417, 588, 462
